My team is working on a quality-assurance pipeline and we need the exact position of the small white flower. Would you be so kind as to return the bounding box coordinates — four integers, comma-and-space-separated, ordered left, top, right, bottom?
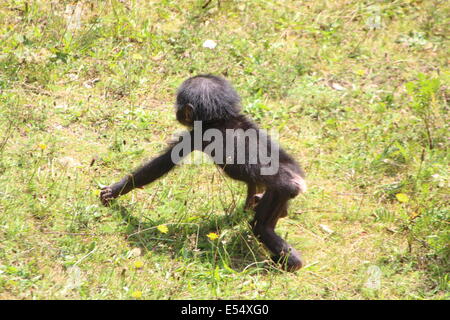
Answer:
202, 39, 217, 49
331, 82, 346, 91
319, 224, 334, 234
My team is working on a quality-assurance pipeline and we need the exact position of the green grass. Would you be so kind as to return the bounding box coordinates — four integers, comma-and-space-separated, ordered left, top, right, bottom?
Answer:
0, 0, 448, 299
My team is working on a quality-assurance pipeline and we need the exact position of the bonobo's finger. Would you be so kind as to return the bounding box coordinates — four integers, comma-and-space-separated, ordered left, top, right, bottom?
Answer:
101, 196, 113, 206
100, 196, 110, 206
100, 190, 110, 196
100, 187, 113, 206
100, 189, 111, 197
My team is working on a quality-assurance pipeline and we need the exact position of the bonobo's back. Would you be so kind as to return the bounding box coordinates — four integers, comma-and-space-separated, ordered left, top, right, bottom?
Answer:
176, 74, 305, 186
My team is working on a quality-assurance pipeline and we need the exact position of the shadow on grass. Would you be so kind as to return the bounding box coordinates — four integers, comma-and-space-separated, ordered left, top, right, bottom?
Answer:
110, 202, 279, 273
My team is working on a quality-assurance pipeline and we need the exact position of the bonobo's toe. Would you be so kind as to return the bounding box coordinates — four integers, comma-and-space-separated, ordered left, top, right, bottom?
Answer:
272, 249, 304, 272
100, 187, 114, 206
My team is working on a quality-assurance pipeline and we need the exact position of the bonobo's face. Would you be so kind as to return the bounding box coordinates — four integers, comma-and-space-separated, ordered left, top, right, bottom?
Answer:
175, 103, 194, 127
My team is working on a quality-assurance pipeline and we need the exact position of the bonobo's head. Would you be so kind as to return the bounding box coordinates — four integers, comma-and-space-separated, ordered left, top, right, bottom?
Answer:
175, 74, 241, 126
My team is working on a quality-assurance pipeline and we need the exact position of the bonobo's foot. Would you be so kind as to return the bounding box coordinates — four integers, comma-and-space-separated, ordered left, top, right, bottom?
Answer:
271, 247, 304, 272
100, 186, 117, 206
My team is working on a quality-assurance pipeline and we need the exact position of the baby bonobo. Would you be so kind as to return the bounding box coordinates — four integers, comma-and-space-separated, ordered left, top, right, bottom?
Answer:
100, 74, 307, 271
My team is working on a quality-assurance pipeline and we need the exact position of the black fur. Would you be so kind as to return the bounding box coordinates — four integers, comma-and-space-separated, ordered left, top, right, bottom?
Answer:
176, 74, 241, 122
100, 74, 307, 271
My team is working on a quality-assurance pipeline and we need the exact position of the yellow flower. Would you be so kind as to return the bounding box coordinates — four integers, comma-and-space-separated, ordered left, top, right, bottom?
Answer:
207, 232, 219, 241
38, 143, 47, 150
92, 189, 100, 196
355, 69, 366, 76
131, 290, 142, 299
134, 261, 144, 269
409, 211, 420, 219
157, 224, 168, 234
396, 193, 410, 203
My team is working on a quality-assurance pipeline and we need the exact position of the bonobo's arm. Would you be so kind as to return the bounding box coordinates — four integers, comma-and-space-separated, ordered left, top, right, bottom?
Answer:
100, 131, 193, 206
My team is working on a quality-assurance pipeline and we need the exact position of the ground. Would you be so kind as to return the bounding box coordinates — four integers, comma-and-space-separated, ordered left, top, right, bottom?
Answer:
0, 0, 448, 299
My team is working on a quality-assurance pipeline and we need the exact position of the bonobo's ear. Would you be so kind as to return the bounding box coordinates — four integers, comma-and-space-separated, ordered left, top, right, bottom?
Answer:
183, 103, 194, 123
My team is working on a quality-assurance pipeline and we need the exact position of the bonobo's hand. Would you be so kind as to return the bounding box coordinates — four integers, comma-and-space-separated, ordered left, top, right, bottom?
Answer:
100, 185, 119, 206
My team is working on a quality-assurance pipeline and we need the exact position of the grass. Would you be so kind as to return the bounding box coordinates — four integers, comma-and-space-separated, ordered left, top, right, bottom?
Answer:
0, 0, 448, 299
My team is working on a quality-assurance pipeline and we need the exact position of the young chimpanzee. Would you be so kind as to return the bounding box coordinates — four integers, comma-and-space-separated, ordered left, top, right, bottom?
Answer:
100, 74, 307, 271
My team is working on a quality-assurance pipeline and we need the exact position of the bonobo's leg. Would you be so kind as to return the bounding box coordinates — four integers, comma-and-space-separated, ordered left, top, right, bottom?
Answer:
250, 189, 303, 271
244, 183, 256, 211
279, 202, 289, 218
244, 183, 265, 211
